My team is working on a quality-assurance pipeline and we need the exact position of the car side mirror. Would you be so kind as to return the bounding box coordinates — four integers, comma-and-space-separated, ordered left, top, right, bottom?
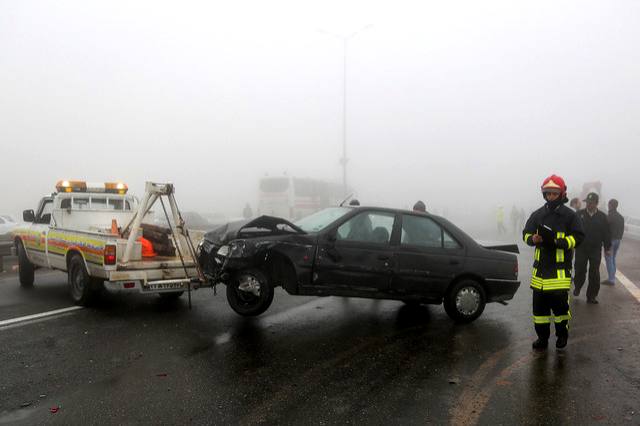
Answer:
23, 209, 35, 223
326, 230, 337, 243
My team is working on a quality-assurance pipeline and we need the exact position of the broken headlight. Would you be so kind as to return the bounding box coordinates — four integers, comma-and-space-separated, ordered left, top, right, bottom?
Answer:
217, 240, 248, 258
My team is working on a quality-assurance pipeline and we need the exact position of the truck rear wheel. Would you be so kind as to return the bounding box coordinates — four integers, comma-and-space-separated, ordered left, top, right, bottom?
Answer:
17, 241, 34, 288
226, 269, 274, 316
68, 255, 98, 306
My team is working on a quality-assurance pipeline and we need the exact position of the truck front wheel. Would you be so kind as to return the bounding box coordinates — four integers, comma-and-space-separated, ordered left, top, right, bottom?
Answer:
17, 241, 34, 288
68, 255, 98, 306
226, 269, 274, 316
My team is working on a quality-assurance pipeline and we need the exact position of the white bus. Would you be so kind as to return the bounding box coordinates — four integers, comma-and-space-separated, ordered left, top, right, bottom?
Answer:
258, 176, 345, 220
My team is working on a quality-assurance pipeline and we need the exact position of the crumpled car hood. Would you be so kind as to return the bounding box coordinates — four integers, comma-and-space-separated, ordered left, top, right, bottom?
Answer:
203, 215, 305, 245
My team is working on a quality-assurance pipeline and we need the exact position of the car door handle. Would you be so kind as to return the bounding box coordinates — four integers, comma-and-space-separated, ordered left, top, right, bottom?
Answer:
378, 254, 390, 260
449, 259, 460, 265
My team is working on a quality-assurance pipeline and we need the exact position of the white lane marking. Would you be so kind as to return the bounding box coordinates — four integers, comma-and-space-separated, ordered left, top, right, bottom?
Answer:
0, 306, 84, 328
616, 270, 640, 303
0, 312, 79, 331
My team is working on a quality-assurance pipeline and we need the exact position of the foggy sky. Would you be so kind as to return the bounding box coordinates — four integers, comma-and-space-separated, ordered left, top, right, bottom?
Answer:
1, 0, 639, 222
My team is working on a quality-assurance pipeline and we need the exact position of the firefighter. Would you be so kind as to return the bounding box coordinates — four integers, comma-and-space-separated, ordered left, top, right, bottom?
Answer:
523, 175, 585, 350
496, 206, 506, 235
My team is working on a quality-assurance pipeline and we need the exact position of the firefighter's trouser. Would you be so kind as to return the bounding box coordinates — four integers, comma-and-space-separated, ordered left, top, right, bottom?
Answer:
574, 248, 601, 300
532, 290, 570, 341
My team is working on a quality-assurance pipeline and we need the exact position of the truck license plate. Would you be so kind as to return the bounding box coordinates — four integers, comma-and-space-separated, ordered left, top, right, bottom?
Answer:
146, 282, 185, 291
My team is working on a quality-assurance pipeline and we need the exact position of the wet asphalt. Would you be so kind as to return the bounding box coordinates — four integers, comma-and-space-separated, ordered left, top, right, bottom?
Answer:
0, 239, 639, 425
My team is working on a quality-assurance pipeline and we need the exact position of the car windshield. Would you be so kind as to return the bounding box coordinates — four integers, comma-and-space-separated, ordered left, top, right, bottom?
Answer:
295, 207, 351, 233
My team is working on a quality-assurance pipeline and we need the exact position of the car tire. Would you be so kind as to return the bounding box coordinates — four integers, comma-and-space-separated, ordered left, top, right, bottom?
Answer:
68, 255, 98, 306
226, 269, 274, 316
444, 279, 486, 323
17, 241, 34, 288
159, 291, 184, 300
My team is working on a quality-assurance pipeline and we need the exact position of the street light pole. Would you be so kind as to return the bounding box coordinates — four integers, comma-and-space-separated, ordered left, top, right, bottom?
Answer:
319, 25, 372, 197
341, 37, 348, 196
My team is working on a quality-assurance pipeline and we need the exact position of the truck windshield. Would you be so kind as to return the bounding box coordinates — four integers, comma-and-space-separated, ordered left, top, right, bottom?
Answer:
295, 207, 351, 233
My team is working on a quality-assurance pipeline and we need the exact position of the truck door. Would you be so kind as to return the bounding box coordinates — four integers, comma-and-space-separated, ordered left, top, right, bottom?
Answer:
28, 197, 54, 265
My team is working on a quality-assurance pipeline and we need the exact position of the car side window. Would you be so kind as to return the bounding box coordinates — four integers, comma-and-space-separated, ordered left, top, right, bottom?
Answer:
443, 229, 461, 249
401, 215, 443, 248
337, 212, 394, 244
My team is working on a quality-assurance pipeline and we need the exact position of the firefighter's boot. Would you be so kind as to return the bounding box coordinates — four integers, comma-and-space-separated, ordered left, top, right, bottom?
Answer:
556, 336, 568, 349
532, 339, 548, 350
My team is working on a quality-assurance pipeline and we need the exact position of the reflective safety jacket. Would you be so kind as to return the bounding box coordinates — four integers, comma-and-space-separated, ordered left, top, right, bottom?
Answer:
523, 204, 584, 291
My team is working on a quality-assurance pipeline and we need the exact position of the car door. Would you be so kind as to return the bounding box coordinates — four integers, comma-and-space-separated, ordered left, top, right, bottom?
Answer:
391, 214, 465, 298
313, 210, 397, 294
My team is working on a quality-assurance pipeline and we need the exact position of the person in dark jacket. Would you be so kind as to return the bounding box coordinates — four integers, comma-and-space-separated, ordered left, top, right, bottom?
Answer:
574, 192, 612, 303
523, 175, 584, 350
413, 200, 426, 213
603, 199, 624, 286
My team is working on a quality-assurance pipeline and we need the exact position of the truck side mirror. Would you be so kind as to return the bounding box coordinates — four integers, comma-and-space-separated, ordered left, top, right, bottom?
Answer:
23, 209, 35, 223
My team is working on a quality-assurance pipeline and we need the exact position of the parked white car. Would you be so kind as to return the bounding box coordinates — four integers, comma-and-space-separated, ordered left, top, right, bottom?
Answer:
0, 215, 18, 238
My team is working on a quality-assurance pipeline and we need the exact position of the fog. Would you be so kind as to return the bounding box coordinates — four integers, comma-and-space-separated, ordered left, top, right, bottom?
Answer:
1, 0, 639, 230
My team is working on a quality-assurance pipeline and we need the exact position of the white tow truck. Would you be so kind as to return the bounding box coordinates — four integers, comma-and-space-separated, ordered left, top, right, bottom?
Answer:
13, 180, 204, 305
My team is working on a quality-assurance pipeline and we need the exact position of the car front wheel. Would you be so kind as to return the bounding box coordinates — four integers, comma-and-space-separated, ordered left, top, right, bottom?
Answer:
226, 269, 274, 316
444, 280, 486, 323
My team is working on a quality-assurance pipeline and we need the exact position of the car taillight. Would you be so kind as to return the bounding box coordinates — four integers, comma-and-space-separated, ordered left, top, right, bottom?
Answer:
104, 245, 117, 265
514, 261, 518, 277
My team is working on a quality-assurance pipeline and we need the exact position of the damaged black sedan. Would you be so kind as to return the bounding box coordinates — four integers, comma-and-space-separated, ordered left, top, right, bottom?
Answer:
198, 206, 520, 323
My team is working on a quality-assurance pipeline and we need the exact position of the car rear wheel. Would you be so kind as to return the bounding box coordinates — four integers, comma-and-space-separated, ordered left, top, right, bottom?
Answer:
444, 280, 486, 323
68, 255, 99, 306
17, 241, 34, 288
226, 269, 274, 316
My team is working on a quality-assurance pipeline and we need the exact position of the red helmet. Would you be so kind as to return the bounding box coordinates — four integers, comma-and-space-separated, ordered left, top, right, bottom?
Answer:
541, 174, 567, 196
